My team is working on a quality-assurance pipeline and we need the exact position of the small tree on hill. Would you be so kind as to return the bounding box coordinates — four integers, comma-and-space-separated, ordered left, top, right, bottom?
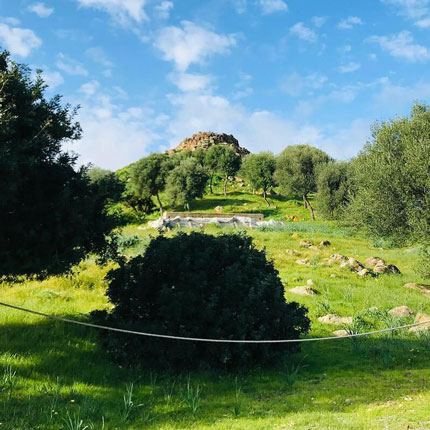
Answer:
240, 152, 276, 206
315, 161, 350, 220
275, 145, 331, 220
129, 153, 169, 213
93, 232, 310, 369
217, 146, 242, 196
165, 158, 209, 210
87, 166, 125, 205
204, 145, 225, 194
0, 51, 117, 276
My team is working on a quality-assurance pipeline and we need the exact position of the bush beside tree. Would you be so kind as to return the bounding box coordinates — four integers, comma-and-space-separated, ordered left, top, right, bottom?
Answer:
93, 232, 310, 369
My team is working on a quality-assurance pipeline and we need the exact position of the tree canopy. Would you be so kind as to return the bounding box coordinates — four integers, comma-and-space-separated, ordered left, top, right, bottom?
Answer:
275, 145, 331, 220
0, 51, 117, 276
240, 152, 276, 206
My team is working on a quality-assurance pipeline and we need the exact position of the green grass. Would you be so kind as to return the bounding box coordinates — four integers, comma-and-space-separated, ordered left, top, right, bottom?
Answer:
2, 189, 430, 429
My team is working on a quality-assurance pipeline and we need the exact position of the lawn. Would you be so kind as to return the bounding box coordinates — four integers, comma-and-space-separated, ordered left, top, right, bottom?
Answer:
1, 189, 430, 430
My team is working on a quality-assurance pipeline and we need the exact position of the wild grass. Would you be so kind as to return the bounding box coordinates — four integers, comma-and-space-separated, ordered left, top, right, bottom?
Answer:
1, 189, 430, 429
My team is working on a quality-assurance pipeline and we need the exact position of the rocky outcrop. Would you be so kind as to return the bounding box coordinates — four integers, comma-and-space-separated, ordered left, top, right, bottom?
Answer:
404, 282, 430, 295
388, 306, 414, 317
169, 132, 250, 157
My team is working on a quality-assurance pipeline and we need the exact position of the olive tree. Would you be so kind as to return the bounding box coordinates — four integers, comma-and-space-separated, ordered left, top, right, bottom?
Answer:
217, 146, 242, 196
275, 145, 331, 220
240, 152, 276, 206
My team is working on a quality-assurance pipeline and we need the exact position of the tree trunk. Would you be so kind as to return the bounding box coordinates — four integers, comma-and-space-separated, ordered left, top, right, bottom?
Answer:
156, 193, 164, 213
185, 202, 190, 211
263, 190, 270, 207
303, 194, 316, 221
303, 194, 308, 209
209, 174, 214, 194
223, 176, 228, 197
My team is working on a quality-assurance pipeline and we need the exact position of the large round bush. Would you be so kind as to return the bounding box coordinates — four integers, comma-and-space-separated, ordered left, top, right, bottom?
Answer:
93, 232, 310, 369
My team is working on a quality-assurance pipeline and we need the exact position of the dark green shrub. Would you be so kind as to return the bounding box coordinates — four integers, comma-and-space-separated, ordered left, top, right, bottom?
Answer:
93, 232, 310, 369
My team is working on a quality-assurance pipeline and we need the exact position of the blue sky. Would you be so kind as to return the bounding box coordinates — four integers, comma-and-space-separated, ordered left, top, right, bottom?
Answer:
1, 0, 430, 169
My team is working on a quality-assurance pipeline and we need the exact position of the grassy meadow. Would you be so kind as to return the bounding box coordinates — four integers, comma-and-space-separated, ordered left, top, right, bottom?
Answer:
2, 186, 430, 429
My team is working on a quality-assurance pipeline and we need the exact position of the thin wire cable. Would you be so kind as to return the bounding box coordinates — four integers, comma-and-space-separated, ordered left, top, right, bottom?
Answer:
0, 301, 429, 344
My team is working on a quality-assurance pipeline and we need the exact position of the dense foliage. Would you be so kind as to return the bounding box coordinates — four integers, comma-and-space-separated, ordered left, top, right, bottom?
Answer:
93, 232, 310, 369
0, 51, 116, 276
315, 161, 350, 220
348, 103, 430, 249
216, 145, 242, 196
240, 152, 276, 206
275, 145, 331, 219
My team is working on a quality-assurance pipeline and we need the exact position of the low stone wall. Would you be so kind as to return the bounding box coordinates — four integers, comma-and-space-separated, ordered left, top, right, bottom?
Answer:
164, 212, 264, 222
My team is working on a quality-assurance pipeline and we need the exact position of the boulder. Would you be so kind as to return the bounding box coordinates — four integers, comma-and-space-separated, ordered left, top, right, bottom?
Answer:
306, 279, 314, 286
327, 254, 348, 265
333, 329, 349, 337
319, 240, 331, 247
289, 286, 317, 296
404, 282, 430, 295
374, 263, 401, 274
340, 257, 365, 272
365, 257, 385, 268
286, 249, 300, 256
357, 268, 371, 277
300, 240, 313, 248
318, 314, 353, 325
295, 258, 310, 266
388, 306, 414, 317
214, 206, 223, 213
409, 313, 430, 334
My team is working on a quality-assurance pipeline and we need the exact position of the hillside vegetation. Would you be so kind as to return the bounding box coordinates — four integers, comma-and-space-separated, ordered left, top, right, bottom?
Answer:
2, 189, 430, 430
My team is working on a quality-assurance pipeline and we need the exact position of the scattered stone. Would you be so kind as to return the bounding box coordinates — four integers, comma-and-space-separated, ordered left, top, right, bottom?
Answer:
368, 306, 379, 312
306, 279, 314, 286
333, 329, 349, 337
300, 240, 313, 248
286, 249, 300, 256
214, 205, 223, 213
365, 257, 386, 268
292, 233, 299, 239
296, 258, 310, 266
289, 286, 318, 296
374, 263, 401, 275
340, 257, 365, 272
319, 240, 331, 247
318, 314, 353, 325
404, 282, 430, 296
327, 254, 349, 265
388, 306, 414, 317
330, 274, 337, 278
409, 313, 430, 333
357, 268, 371, 277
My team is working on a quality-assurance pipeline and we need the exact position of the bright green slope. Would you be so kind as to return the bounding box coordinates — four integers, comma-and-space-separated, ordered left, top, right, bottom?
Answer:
1, 188, 430, 430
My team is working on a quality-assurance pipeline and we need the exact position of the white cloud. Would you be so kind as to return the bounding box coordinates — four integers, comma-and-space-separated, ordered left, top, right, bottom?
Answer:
42, 70, 64, 89
69, 90, 164, 169
86, 46, 113, 68
280, 72, 327, 96
76, 0, 147, 25
154, 1, 173, 19
56, 53, 88, 76
290, 22, 317, 42
0, 22, 41, 57
169, 72, 213, 92
80, 80, 100, 96
381, 0, 430, 26
154, 21, 237, 71
258, 0, 288, 14
337, 16, 363, 29
28, 2, 54, 18
231, 0, 247, 13
368, 31, 430, 61
338, 62, 361, 73
311, 16, 327, 27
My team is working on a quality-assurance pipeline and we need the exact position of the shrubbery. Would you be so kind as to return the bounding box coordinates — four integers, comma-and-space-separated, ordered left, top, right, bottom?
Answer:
93, 232, 310, 369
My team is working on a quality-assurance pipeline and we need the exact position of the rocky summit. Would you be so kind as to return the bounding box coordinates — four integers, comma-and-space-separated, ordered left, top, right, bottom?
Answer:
168, 132, 250, 157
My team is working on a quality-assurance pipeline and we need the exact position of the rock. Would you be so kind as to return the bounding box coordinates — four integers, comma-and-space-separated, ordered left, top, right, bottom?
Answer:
300, 240, 313, 248
388, 306, 414, 317
404, 282, 430, 295
286, 249, 300, 256
333, 329, 349, 337
295, 258, 310, 266
319, 240, 331, 247
409, 313, 430, 333
289, 286, 317, 296
365, 257, 385, 268
330, 274, 337, 278
327, 254, 348, 265
357, 268, 371, 277
318, 314, 353, 325
168, 132, 250, 157
374, 263, 401, 275
214, 205, 223, 213
291, 233, 299, 239
306, 279, 314, 286
340, 257, 365, 272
